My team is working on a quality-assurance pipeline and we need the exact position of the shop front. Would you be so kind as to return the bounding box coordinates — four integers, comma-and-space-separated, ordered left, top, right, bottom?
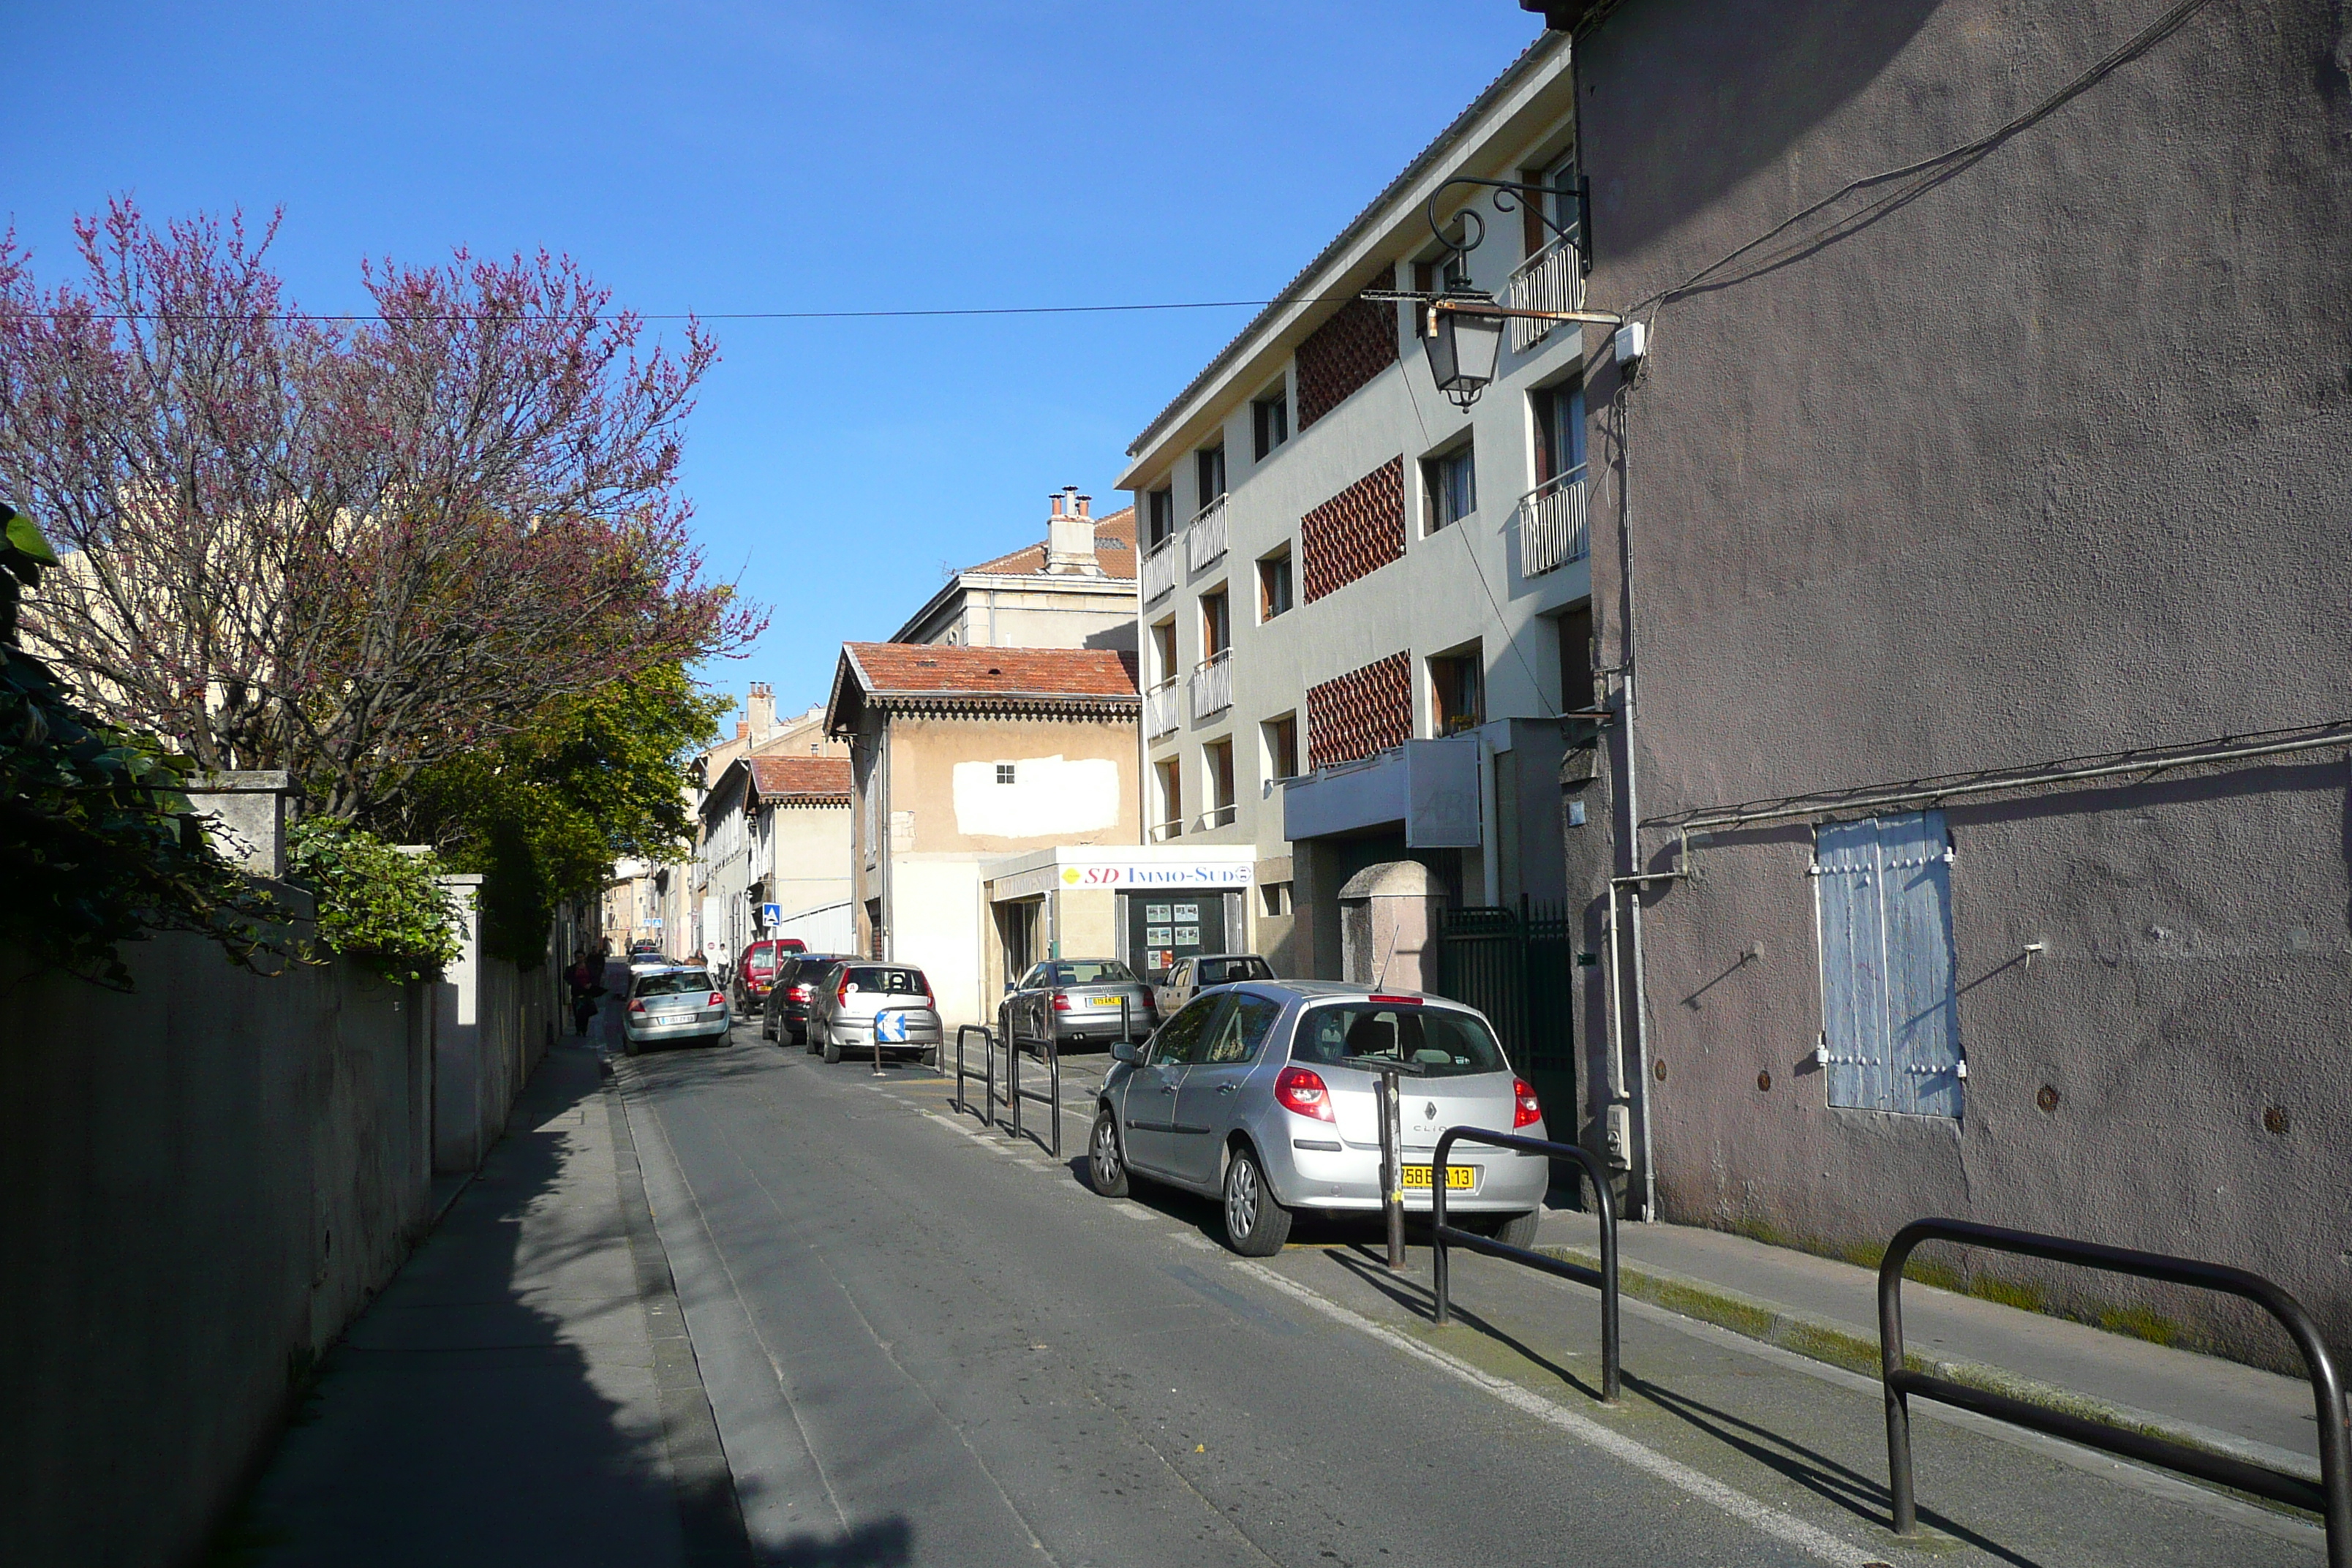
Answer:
981, 845, 1255, 987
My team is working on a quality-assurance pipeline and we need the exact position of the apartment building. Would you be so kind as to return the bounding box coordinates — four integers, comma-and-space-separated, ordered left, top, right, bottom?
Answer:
697, 755, 855, 959
894, 488, 1138, 652
1118, 34, 1590, 986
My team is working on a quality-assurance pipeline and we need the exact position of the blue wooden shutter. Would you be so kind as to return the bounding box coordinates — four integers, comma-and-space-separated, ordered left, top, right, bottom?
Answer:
1813, 811, 1963, 1118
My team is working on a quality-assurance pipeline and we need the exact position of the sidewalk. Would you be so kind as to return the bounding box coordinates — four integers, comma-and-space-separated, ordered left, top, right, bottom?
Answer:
224, 1034, 749, 1567
1537, 1206, 2329, 1480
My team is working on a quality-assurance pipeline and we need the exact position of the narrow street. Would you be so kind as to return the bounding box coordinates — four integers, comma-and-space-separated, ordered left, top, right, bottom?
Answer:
600, 1020, 2324, 1568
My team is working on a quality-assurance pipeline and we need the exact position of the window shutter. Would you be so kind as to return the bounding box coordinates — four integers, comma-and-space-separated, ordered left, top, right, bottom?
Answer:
1813, 811, 1962, 1117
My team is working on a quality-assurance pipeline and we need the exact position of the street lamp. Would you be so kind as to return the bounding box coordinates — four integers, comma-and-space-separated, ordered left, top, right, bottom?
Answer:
1422, 293, 1506, 411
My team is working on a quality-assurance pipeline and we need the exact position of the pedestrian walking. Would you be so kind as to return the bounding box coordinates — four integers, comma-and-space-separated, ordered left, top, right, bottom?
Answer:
565, 951, 606, 1036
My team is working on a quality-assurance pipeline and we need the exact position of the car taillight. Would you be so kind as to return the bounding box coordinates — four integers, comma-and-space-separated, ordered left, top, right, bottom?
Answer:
837, 976, 852, 1003
708, 992, 725, 1008
788, 984, 812, 1001
1512, 1077, 1542, 1129
1275, 1066, 1335, 1123
1051, 992, 1072, 1012
1368, 994, 1422, 1006
628, 999, 646, 1014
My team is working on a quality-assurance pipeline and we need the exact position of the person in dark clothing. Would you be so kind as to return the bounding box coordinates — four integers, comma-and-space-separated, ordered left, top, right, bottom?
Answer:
566, 953, 606, 1036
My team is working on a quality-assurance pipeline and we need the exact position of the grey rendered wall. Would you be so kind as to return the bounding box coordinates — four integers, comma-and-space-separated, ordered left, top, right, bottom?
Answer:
1572, 0, 2352, 1364
0, 932, 434, 1567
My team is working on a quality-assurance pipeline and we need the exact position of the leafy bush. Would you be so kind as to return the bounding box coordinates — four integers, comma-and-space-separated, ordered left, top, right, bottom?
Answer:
286, 818, 461, 984
1, 502, 284, 990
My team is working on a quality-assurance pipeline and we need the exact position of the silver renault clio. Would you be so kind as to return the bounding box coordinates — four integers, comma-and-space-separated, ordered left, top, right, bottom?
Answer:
1087, 981, 1549, 1256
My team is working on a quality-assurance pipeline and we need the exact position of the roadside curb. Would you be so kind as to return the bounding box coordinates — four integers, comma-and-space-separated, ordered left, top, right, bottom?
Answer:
1534, 1242, 2323, 1488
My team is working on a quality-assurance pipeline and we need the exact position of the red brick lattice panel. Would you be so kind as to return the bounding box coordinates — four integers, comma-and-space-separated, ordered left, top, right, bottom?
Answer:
1300, 456, 1406, 604
1307, 651, 1411, 771
1295, 297, 1399, 430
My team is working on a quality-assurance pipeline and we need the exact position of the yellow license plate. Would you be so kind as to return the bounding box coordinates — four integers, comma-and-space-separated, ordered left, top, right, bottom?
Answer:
1400, 1164, 1477, 1190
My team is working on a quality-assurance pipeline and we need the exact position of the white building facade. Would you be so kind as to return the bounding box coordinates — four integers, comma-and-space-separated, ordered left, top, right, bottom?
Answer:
1118, 35, 1591, 983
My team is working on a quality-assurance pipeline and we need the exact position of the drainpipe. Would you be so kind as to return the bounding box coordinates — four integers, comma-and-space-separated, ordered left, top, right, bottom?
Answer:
1478, 727, 1501, 908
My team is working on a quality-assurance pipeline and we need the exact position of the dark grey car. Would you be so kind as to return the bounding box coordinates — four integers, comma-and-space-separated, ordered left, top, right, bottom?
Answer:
998, 959, 1156, 1049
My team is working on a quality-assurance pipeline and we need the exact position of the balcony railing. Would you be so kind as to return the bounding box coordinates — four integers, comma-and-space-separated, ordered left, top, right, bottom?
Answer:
1142, 531, 1178, 603
1516, 464, 1589, 578
1197, 803, 1238, 830
1188, 647, 1232, 719
1185, 492, 1229, 573
1504, 236, 1587, 354
1145, 676, 1180, 739
1150, 818, 1184, 843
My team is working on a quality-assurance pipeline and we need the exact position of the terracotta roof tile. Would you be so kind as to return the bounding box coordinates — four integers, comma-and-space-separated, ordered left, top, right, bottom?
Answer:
746, 755, 851, 800
963, 505, 1137, 579
842, 643, 1140, 701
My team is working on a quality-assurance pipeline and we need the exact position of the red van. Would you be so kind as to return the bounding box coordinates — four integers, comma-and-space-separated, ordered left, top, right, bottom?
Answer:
734, 937, 807, 1011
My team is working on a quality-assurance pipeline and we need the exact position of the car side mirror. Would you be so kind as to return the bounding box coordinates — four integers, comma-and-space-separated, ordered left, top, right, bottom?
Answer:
1110, 1040, 1140, 1065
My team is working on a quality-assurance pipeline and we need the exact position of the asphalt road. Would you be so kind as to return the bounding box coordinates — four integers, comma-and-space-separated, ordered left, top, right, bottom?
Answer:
618, 1026, 2328, 1568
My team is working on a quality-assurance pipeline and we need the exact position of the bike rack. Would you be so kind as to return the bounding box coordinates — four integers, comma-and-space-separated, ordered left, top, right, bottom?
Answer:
951, 1025, 996, 1128
1881, 1218, 2351, 1564
1432, 1128, 1620, 1403
1006, 1029, 1061, 1158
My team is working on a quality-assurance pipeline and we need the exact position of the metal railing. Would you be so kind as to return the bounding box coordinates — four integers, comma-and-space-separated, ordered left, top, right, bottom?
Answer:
951, 1025, 998, 1127
1149, 818, 1183, 842
1504, 235, 1588, 353
1189, 647, 1232, 718
1432, 1128, 1621, 1401
1142, 532, 1178, 603
1197, 802, 1237, 829
1005, 1029, 1062, 1158
1515, 466, 1589, 577
1880, 1218, 2351, 1562
1145, 676, 1180, 739
1185, 492, 1228, 573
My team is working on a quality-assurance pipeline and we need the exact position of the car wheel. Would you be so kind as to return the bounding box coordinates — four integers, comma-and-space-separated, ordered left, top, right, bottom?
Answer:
622, 1035, 639, 1058
919, 1046, 938, 1068
1221, 1145, 1292, 1256
1088, 1109, 1130, 1198
822, 1032, 842, 1065
1485, 1209, 1542, 1249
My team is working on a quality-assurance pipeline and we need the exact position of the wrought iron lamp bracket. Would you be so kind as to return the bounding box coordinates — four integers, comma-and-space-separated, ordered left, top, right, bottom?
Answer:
1423, 175, 1593, 278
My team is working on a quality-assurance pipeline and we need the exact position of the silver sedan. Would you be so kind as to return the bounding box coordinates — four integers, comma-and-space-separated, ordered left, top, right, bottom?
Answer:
1086, 981, 1550, 1256
622, 966, 733, 1054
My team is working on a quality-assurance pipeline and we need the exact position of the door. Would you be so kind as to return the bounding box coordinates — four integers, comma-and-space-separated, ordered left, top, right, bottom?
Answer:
1122, 993, 1222, 1175
1123, 891, 1229, 981
1169, 992, 1285, 1187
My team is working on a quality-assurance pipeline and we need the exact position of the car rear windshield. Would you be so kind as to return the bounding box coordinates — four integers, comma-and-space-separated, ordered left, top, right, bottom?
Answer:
1049, 961, 1136, 986
1291, 1004, 1508, 1078
746, 946, 781, 972
1196, 957, 1272, 985
635, 970, 716, 998
843, 966, 928, 997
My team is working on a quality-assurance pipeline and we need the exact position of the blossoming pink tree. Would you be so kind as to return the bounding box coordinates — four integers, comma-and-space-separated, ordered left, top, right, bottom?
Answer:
0, 199, 759, 823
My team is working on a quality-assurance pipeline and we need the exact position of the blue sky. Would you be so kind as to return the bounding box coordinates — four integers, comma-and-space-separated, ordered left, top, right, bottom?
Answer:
3, 1, 1540, 720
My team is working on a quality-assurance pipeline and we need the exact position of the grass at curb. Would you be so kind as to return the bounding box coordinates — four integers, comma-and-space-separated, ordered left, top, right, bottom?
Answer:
1534, 1243, 2326, 1497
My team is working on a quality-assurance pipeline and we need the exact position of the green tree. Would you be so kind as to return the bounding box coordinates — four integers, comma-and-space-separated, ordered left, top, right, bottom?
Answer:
405, 663, 725, 968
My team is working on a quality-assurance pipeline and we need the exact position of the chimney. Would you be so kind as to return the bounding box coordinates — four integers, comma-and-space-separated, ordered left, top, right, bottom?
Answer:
747, 682, 776, 741
1044, 484, 1102, 576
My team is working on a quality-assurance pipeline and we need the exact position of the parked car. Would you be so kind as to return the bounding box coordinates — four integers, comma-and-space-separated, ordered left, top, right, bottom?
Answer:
621, 966, 733, 1055
999, 959, 1156, 1049
733, 936, 807, 1013
627, 946, 673, 975
1150, 952, 1275, 1016
1086, 981, 1547, 1257
807, 961, 943, 1066
761, 952, 851, 1044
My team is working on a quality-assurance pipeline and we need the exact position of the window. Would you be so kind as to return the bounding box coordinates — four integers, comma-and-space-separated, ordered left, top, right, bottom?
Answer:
1257, 549, 1293, 622
1147, 487, 1176, 549
1534, 380, 1587, 484
1197, 955, 1273, 985
843, 965, 930, 998
1252, 387, 1289, 460
1557, 604, 1594, 712
1263, 712, 1299, 782
1199, 589, 1230, 660
1204, 738, 1235, 827
1199, 992, 1283, 1064
1814, 812, 1963, 1118
1520, 151, 1583, 258
1259, 881, 1293, 917
1045, 960, 1137, 985
1150, 619, 1178, 685
1429, 648, 1484, 736
995, 764, 1016, 785
1291, 1003, 1507, 1079
633, 969, 716, 997
1195, 445, 1226, 510
1154, 757, 1183, 839
1423, 442, 1476, 531
1147, 993, 1221, 1066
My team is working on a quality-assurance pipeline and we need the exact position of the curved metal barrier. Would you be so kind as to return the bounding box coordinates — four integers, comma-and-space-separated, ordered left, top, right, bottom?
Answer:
1432, 1128, 1620, 1402
951, 1025, 996, 1128
1881, 1218, 2350, 1564
1006, 1030, 1061, 1159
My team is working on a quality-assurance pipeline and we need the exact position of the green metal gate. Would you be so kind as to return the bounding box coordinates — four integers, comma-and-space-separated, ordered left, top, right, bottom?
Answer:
1437, 900, 1577, 1119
